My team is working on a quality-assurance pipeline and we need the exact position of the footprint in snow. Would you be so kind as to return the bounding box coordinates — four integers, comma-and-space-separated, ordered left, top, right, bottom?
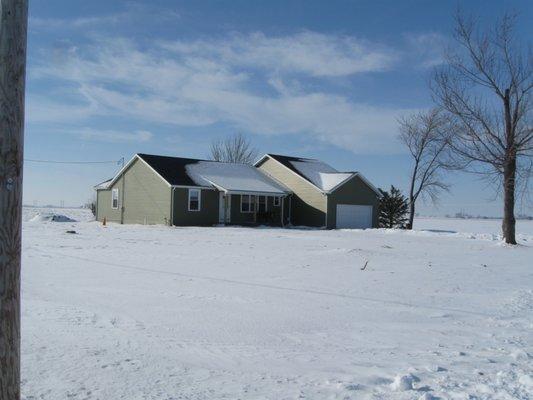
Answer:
390, 374, 420, 391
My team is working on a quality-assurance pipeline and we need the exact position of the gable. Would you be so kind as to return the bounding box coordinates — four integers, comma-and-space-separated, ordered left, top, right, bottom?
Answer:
328, 173, 380, 197
329, 174, 380, 202
137, 153, 208, 187
255, 154, 365, 194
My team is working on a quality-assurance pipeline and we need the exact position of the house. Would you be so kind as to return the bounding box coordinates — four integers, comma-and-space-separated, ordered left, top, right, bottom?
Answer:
255, 154, 380, 229
95, 153, 380, 229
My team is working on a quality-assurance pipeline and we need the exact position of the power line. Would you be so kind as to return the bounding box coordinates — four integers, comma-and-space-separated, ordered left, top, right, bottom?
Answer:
24, 158, 123, 165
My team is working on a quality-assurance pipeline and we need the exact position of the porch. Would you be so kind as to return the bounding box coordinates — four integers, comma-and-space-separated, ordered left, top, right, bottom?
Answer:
218, 192, 290, 227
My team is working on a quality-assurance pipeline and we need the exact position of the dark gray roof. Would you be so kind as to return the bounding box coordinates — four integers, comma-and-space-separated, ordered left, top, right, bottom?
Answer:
265, 154, 319, 185
137, 153, 207, 186
136, 154, 289, 194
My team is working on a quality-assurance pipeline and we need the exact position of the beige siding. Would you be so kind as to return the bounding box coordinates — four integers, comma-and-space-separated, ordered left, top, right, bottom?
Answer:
257, 157, 326, 227
327, 175, 380, 229
96, 158, 171, 225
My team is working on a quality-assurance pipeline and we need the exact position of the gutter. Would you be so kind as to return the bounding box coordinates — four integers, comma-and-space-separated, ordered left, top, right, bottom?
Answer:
170, 187, 174, 226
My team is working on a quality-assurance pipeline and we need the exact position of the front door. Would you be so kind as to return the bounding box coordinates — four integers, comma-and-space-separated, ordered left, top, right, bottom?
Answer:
219, 193, 231, 224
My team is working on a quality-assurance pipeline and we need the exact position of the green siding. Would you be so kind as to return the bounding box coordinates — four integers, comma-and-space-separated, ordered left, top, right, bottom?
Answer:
172, 187, 219, 226
96, 189, 121, 222
226, 194, 287, 226
230, 194, 256, 225
256, 157, 326, 227
326, 175, 380, 229
96, 158, 171, 225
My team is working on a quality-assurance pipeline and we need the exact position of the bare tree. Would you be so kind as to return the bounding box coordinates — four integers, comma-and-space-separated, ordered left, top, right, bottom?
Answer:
399, 108, 450, 229
0, 0, 28, 398
210, 133, 258, 164
85, 198, 97, 217
432, 11, 532, 244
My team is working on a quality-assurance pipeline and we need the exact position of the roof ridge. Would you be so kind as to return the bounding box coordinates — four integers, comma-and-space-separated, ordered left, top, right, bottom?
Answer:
138, 153, 255, 166
137, 153, 208, 163
266, 153, 319, 162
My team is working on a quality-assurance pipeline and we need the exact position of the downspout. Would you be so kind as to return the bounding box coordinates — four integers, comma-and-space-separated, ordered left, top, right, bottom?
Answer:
120, 175, 126, 224
120, 157, 126, 224
170, 187, 174, 226
324, 193, 328, 229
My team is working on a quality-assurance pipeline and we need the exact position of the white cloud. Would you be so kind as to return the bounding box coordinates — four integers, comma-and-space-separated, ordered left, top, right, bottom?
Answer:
30, 15, 126, 30
26, 94, 97, 123
404, 32, 447, 68
161, 31, 397, 77
76, 128, 153, 143
29, 5, 180, 31
30, 33, 414, 154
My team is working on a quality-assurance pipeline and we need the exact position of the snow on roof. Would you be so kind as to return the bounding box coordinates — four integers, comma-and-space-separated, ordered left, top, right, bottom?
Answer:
94, 178, 112, 190
258, 154, 356, 192
289, 160, 355, 192
98, 154, 291, 193
186, 161, 288, 194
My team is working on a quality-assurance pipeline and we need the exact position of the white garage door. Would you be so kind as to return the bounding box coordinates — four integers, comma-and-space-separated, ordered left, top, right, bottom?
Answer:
336, 204, 373, 229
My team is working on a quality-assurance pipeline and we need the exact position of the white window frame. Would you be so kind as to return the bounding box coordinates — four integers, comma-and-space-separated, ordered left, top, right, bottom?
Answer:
111, 188, 119, 209
188, 188, 201, 212
240, 194, 256, 213
273, 196, 280, 207
258, 195, 267, 212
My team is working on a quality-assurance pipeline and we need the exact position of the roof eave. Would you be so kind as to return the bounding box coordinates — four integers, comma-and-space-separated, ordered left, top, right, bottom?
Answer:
327, 172, 380, 196
225, 189, 289, 196
253, 153, 270, 167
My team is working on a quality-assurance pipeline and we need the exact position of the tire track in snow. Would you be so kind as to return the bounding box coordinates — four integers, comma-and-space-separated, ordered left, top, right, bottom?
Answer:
32, 248, 491, 318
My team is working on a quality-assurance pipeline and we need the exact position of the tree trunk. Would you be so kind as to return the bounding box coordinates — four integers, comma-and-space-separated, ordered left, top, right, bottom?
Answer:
501, 88, 517, 245
407, 199, 415, 230
0, 1, 28, 399
502, 157, 517, 245
405, 160, 418, 230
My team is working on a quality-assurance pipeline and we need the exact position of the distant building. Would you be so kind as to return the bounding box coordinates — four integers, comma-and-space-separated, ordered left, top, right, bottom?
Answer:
95, 153, 379, 229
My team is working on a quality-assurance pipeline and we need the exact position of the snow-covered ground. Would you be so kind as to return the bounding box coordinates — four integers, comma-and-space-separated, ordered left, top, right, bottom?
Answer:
21, 208, 533, 399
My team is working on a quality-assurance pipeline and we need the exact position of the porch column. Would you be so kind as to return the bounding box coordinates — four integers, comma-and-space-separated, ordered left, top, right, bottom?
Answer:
253, 195, 257, 224
281, 196, 284, 227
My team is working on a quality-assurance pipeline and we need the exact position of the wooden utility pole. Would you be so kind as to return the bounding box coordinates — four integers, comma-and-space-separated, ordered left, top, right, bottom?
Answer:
0, 1, 28, 399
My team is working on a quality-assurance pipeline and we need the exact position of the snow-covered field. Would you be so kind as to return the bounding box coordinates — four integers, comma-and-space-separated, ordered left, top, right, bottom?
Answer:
21, 208, 533, 399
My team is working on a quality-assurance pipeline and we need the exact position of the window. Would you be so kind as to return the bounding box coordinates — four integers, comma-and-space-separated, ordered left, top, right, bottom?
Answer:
273, 196, 280, 207
258, 196, 267, 213
188, 189, 201, 211
111, 188, 119, 209
240, 194, 256, 213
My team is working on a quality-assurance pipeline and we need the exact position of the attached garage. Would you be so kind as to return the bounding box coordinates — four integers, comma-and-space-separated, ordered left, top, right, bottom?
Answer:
327, 174, 380, 229
336, 204, 373, 229
254, 154, 381, 229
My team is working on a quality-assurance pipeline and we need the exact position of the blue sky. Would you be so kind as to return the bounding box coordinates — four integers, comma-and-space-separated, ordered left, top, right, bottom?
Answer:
24, 0, 532, 216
